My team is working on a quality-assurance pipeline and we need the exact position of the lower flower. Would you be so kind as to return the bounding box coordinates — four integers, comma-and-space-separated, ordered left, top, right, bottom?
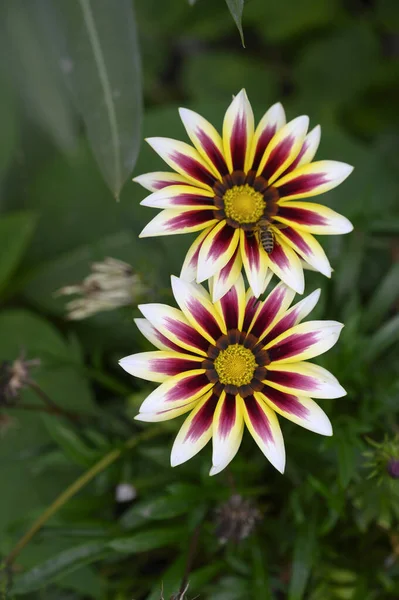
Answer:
120, 276, 346, 475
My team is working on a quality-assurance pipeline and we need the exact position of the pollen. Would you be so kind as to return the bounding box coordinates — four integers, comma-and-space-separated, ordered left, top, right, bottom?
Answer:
214, 344, 257, 387
223, 184, 265, 224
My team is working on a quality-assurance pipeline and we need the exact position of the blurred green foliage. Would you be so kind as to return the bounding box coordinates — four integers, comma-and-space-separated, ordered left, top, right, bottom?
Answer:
0, 0, 398, 598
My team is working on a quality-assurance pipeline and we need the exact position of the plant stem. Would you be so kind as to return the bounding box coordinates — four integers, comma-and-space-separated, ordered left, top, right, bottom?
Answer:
176, 523, 202, 599
27, 381, 82, 425
5, 425, 163, 567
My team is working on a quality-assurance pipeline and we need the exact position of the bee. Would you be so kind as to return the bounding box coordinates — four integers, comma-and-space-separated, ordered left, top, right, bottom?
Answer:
257, 219, 275, 254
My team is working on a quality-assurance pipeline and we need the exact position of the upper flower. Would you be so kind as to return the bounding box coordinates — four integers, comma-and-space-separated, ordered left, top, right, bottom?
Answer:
119, 276, 346, 475
135, 90, 353, 301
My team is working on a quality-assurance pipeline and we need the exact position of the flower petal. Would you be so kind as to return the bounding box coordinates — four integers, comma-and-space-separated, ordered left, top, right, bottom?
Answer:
257, 116, 309, 184
179, 108, 229, 177
240, 393, 285, 473
243, 289, 261, 332
275, 160, 354, 201
180, 227, 212, 282
240, 230, 269, 298
275, 226, 332, 278
171, 390, 219, 466
140, 185, 215, 209
263, 288, 321, 345
214, 274, 246, 331
171, 276, 226, 344
261, 386, 332, 435
139, 208, 218, 238
146, 137, 219, 189
265, 320, 344, 364
119, 350, 204, 383
248, 281, 296, 341
248, 102, 286, 172
210, 392, 245, 475
223, 89, 254, 173
133, 171, 193, 192
266, 234, 305, 294
211, 247, 243, 303
139, 369, 213, 413
266, 361, 346, 399
139, 303, 209, 356
282, 125, 321, 175
197, 221, 240, 282
135, 400, 198, 422
135, 318, 183, 353
275, 201, 353, 235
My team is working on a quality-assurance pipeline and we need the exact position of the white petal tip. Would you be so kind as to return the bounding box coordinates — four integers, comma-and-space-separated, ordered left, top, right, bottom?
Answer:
209, 464, 225, 476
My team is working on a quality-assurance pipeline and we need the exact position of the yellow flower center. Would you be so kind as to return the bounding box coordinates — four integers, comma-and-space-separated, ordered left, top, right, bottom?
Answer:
223, 184, 265, 224
214, 344, 257, 387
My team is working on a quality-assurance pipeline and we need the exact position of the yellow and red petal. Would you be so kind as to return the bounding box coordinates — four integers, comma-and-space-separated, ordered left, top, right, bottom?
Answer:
139, 303, 209, 356
223, 89, 254, 173
266, 234, 305, 294
197, 221, 240, 282
134, 318, 183, 353
214, 274, 246, 332
140, 184, 215, 210
265, 320, 344, 364
240, 230, 269, 298
135, 399, 198, 422
170, 390, 219, 466
275, 226, 332, 278
281, 125, 321, 175
146, 137, 219, 190
211, 247, 243, 303
133, 171, 193, 192
139, 208, 218, 238
119, 350, 204, 383
263, 288, 321, 345
275, 160, 353, 201
261, 386, 332, 436
171, 276, 226, 344
242, 288, 261, 332
240, 393, 285, 474
248, 282, 295, 342
139, 369, 213, 414
275, 201, 353, 235
248, 102, 286, 172
179, 108, 229, 177
266, 361, 346, 399
256, 116, 309, 184
180, 227, 212, 282
210, 391, 245, 475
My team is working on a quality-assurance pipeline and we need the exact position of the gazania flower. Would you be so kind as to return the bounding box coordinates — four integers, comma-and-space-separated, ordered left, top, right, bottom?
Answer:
119, 276, 346, 475
136, 90, 353, 301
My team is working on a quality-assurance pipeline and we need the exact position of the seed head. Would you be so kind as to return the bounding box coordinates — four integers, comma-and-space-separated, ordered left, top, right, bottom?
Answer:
214, 494, 261, 544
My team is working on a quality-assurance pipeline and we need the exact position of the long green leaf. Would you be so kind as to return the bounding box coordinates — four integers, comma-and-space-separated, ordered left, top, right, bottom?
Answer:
363, 263, 399, 331
225, 0, 245, 46
12, 541, 108, 594
288, 519, 317, 600
366, 314, 399, 361
108, 527, 185, 553
54, 0, 142, 198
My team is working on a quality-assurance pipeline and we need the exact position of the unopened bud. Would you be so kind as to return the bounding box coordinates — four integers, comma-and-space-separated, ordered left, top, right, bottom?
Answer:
56, 257, 148, 320
387, 458, 399, 479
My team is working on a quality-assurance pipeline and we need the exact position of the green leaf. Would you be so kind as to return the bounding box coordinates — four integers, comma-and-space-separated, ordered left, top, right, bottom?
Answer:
43, 417, 100, 468
109, 527, 185, 553
363, 263, 399, 331
366, 314, 399, 361
54, 0, 143, 198
0, 212, 36, 294
12, 541, 108, 594
225, 0, 245, 46
251, 538, 273, 600
288, 518, 317, 600
4, 1, 77, 152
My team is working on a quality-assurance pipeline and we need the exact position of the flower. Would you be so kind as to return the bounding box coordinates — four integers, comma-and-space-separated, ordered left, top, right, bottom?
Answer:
119, 275, 346, 475
136, 90, 353, 301
56, 257, 148, 320
0, 353, 40, 405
